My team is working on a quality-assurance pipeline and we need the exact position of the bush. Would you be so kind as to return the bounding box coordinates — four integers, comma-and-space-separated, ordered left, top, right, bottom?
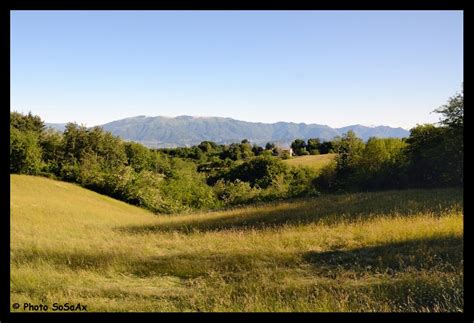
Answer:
213, 179, 259, 205
159, 159, 219, 212
312, 162, 338, 192
60, 163, 81, 182
126, 170, 165, 212
287, 167, 320, 198
281, 151, 291, 159
223, 156, 289, 189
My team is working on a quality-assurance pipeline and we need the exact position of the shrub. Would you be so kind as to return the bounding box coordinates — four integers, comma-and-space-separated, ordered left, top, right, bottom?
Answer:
213, 179, 259, 205
287, 167, 320, 198
312, 161, 338, 192
224, 156, 289, 189
159, 159, 219, 212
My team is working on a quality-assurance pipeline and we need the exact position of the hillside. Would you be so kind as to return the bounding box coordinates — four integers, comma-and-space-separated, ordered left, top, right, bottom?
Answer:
100, 116, 409, 148
47, 116, 409, 148
11, 175, 463, 312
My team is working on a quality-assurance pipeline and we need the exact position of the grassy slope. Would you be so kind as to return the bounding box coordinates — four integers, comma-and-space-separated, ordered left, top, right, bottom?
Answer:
282, 153, 336, 171
11, 175, 463, 312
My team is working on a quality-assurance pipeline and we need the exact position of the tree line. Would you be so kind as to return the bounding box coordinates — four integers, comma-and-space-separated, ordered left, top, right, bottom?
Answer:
10, 89, 462, 213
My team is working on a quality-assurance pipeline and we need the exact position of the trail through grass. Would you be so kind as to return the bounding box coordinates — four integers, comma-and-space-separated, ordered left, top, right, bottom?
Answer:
11, 175, 463, 312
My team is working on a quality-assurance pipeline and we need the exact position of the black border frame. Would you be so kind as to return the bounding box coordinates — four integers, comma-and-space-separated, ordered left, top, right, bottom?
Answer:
2, 3, 468, 323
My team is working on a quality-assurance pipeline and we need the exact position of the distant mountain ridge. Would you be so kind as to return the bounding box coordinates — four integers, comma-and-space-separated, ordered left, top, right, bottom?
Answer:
46, 115, 409, 148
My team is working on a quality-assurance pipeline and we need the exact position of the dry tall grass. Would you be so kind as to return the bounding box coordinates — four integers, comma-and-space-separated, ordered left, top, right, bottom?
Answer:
11, 174, 463, 312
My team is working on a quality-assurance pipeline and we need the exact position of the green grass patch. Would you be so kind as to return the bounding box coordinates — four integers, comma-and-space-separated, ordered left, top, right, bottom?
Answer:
282, 153, 336, 172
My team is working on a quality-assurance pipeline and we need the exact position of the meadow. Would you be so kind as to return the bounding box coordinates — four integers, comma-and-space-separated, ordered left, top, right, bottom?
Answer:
11, 174, 463, 312
282, 153, 336, 172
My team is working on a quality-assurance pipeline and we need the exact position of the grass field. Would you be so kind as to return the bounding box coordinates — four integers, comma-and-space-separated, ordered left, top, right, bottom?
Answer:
11, 174, 463, 312
282, 153, 336, 172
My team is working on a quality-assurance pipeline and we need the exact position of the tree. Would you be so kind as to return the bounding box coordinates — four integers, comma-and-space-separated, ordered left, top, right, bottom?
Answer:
354, 137, 407, 189
434, 88, 463, 130
62, 123, 89, 164
307, 138, 321, 155
39, 128, 64, 175
252, 144, 264, 156
198, 141, 217, 153
402, 88, 464, 187
291, 139, 307, 156
265, 142, 276, 150
434, 88, 463, 185
319, 141, 334, 154
124, 141, 152, 173
240, 141, 254, 159
224, 143, 242, 161
224, 156, 288, 188
405, 124, 447, 186
10, 126, 44, 174
10, 111, 45, 133
333, 131, 365, 188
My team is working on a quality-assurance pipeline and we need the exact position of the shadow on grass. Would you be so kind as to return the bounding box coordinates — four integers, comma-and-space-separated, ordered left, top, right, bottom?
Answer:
120, 188, 462, 234
12, 234, 463, 306
302, 235, 463, 275
12, 234, 463, 312
11, 247, 297, 279
11, 248, 129, 271
129, 236, 462, 280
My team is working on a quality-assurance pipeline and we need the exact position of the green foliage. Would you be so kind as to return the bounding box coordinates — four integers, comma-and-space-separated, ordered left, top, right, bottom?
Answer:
10, 88, 464, 215
77, 151, 106, 189
198, 140, 218, 153
307, 138, 321, 154
62, 123, 90, 164
10, 126, 44, 175
291, 139, 307, 156
224, 156, 289, 189
39, 129, 64, 175
315, 85, 464, 191
252, 144, 264, 156
319, 141, 334, 154
312, 161, 338, 192
434, 88, 463, 130
159, 159, 219, 212
405, 124, 460, 186
352, 138, 407, 189
280, 150, 291, 159
219, 142, 255, 161
265, 142, 276, 150
124, 141, 152, 172
332, 131, 365, 186
11, 111, 45, 133
286, 166, 320, 198
213, 179, 259, 205
316, 136, 408, 191
240, 140, 254, 159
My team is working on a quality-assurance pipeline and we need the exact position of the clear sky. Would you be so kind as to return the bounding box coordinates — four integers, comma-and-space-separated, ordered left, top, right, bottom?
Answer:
11, 10, 463, 129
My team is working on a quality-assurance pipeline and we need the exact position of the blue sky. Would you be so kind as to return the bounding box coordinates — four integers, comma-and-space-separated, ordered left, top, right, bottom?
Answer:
11, 10, 463, 129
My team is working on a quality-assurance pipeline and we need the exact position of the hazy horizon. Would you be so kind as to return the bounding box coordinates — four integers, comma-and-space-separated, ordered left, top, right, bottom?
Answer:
11, 11, 463, 129
38, 113, 411, 130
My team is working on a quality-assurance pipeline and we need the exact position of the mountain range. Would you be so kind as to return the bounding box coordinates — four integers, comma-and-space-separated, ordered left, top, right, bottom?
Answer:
46, 115, 410, 148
